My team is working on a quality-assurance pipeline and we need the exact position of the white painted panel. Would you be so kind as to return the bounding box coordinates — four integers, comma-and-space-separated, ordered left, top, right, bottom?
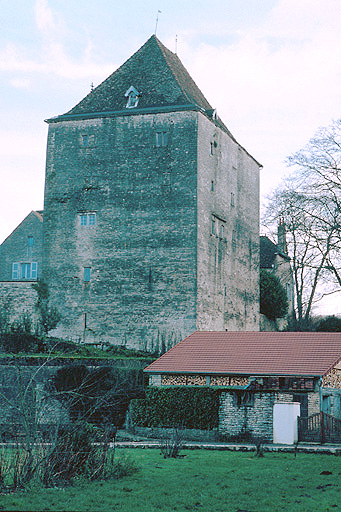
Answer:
273, 402, 300, 444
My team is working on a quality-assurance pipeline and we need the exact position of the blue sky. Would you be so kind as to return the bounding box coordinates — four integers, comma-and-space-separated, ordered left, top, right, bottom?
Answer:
1, 0, 341, 311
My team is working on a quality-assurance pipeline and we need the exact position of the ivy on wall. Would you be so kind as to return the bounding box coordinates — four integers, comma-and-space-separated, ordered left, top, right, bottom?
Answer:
130, 386, 220, 430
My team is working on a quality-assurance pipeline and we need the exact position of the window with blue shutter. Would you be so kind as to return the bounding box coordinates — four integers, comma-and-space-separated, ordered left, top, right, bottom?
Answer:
31, 262, 38, 279
12, 262, 19, 280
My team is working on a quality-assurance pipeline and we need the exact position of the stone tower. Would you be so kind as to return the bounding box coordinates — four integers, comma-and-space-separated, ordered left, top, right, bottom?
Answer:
43, 35, 261, 348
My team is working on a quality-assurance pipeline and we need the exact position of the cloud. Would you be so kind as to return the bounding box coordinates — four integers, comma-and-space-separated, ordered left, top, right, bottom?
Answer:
169, 0, 341, 206
0, 1, 114, 83
34, 0, 57, 35
10, 78, 31, 89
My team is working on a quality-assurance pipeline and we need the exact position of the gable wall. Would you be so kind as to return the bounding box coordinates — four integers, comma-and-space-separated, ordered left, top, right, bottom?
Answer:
43, 111, 198, 348
0, 213, 43, 282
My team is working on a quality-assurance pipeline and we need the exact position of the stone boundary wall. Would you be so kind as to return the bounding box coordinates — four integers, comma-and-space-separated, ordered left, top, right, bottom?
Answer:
129, 426, 219, 442
0, 282, 38, 323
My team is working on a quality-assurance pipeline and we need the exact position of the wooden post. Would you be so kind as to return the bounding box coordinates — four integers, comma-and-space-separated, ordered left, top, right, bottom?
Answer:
320, 412, 324, 444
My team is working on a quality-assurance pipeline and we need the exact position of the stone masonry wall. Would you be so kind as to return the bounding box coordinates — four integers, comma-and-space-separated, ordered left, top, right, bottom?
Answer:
0, 282, 38, 324
196, 114, 260, 331
219, 390, 320, 441
307, 392, 320, 416
219, 391, 274, 441
43, 111, 198, 348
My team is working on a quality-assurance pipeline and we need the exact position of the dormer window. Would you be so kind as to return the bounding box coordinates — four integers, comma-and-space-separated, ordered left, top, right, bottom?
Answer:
125, 86, 140, 109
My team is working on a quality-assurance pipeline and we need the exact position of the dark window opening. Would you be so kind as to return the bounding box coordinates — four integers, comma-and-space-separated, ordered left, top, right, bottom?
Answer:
84, 267, 91, 282
235, 391, 254, 407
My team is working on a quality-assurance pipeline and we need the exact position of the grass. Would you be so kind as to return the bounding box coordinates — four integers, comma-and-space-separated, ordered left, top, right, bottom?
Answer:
0, 449, 340, 511
0, 337, 155, 361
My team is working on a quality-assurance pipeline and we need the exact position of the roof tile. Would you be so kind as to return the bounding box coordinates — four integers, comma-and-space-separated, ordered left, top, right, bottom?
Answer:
144, 331, 341, 377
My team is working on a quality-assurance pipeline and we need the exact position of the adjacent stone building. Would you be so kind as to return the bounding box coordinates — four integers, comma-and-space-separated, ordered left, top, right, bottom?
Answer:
0, 211, 43, 323
144, 331, 341, 441
41, 35, 261, 347
260, 222, 294, 330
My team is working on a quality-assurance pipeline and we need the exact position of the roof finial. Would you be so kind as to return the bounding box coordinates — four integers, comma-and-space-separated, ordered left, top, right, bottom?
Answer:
90, 82, 94, 92
175, 34, 178, 54
155, 10, 161, 35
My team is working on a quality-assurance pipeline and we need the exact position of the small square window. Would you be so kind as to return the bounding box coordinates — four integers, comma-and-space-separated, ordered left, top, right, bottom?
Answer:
28, 236, 34, 247
84, 267, 91, 282
156, 131, 168, 147
82, 135, 88, 146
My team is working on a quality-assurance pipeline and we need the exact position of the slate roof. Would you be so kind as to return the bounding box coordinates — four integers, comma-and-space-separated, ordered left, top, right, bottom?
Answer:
53, 35, 213, 118
46, 35, 261, 165
260, 235, 289, 269
144, 331, 341, 377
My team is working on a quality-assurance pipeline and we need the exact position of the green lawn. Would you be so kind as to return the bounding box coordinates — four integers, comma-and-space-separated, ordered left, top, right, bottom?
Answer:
0, 449, 340, 511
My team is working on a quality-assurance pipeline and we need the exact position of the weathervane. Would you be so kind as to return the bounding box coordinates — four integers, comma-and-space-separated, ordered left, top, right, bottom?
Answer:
155, 10, 161, 35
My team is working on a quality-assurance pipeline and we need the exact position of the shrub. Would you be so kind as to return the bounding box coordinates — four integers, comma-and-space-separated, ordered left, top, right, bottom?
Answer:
260, 269, 288, 320
0, 423, 137, 490
52, 365, 145, 426
130, 387, 219, 430
316, 315, 341, 332
160, 427, 184, 458
41, 422, 97, 486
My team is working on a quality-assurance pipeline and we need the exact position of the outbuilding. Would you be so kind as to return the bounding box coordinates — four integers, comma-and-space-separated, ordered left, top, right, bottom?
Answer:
144, 331, 341, 443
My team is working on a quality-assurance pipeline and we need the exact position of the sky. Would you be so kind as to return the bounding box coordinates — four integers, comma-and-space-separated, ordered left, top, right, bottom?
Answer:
1, 0, 340, 313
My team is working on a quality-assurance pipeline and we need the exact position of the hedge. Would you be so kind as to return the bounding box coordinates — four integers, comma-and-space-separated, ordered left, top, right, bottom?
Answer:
129, 387, 219, 430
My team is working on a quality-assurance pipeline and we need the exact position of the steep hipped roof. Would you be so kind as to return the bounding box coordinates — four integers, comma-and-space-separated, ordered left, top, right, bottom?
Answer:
144, 331, 341, 377
56, 35, 213, 118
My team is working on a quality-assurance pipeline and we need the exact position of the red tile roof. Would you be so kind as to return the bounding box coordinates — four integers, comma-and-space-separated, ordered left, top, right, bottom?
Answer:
144, 331, 341, 377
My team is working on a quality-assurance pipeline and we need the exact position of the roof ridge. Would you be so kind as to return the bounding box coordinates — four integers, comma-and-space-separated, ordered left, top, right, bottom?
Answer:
153, 36, 210, 109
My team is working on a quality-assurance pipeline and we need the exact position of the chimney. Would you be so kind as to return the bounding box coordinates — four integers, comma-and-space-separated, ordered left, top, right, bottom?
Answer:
277, 218, 287, 254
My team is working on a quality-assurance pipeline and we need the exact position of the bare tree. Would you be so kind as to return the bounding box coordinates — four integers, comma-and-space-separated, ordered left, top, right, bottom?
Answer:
263, 120, 341, 329
287, 119, 341, 284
